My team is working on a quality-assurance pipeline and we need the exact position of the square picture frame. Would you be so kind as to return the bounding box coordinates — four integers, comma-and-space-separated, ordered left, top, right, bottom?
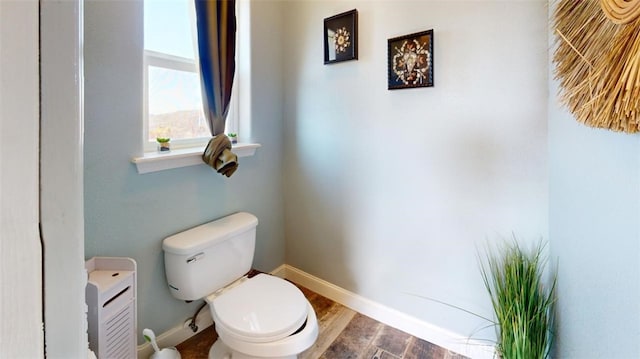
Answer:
324, 9, 358, 64
387, 29, 434, 90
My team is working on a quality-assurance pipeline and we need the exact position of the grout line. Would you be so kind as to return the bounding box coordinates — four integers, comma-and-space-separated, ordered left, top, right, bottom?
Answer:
364, 320, 386, 359
401, 336, 416, 358
300, 304, 357, 359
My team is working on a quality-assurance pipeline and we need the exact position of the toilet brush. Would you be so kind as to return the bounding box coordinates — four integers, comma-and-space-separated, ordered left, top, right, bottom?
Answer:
143, 328, 161, 354
143, 328, 182, 359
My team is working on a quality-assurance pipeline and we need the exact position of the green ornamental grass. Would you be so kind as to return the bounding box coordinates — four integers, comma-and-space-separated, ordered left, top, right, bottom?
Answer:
480, 240, 557, 359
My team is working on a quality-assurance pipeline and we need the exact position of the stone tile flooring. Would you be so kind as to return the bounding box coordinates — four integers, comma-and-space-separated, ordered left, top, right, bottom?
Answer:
176, 284, 468, 359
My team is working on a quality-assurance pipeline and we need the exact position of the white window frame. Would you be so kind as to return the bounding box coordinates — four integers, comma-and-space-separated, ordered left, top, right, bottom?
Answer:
142, 3, 239, 154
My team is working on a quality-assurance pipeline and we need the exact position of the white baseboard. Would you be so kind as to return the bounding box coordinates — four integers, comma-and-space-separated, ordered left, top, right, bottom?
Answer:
138, 264, 494, 359
137, 306, 213, 359
280, 265, 495, 359
270, 264, 288, 278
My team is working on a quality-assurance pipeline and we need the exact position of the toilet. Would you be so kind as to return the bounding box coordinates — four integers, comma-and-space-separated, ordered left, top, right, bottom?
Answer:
162, 212, 318, 359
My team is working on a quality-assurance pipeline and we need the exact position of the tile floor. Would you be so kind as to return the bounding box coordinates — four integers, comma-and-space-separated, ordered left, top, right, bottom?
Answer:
175, 284, 468, 359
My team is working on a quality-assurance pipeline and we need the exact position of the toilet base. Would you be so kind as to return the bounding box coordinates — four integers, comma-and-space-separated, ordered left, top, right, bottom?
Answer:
209, 339, 296, 359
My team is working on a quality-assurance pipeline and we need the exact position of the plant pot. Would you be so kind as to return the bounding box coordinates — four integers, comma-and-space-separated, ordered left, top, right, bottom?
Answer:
157, 142, 171, 152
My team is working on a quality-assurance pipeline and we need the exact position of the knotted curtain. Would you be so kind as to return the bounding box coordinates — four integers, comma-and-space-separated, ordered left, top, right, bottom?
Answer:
195, 0, 236, 136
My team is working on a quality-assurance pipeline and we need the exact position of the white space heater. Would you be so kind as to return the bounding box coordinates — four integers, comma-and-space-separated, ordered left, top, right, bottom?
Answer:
86, 257, 137, 359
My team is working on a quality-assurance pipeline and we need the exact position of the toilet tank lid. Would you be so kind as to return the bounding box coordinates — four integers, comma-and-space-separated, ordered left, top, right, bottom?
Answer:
163, 212, 258, 255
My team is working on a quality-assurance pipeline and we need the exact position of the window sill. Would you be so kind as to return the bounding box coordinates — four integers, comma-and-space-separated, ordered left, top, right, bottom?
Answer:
131, 143, 261, 174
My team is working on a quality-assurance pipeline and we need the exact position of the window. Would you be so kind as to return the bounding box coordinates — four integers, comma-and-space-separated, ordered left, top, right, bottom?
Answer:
143, 0, 237, 152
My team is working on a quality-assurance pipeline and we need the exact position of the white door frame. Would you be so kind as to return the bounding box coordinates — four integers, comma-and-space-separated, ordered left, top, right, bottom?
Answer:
0, 1, 87, 356
40, 0, 88, 357
0, 1, 43, 356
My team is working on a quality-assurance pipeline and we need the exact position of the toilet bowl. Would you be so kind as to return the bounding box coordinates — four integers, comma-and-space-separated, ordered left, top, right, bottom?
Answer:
162, 212, 318, 359
206, 274, 318, 359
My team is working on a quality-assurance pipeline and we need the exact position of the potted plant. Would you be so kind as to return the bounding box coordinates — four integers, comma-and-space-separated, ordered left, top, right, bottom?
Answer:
413, 238, 556, 359
480, 239, 557, 359
227, 133, 237, 144
156, 137, 171, 152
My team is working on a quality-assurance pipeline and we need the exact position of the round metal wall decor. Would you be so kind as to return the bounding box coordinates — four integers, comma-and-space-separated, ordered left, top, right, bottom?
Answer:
553, 0, 640, 133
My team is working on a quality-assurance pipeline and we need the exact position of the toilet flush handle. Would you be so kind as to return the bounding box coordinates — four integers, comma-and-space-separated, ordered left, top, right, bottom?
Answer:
186, 252, 204, 264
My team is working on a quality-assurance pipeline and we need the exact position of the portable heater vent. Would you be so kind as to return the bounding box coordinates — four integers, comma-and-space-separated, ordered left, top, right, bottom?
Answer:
86, 257, 137, 359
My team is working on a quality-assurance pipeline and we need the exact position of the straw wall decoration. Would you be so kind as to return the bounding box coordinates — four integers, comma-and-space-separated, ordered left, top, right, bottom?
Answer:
553, 0, 640, 133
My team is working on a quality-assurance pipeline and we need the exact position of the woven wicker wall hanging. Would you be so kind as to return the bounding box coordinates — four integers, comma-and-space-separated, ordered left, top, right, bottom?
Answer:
553, 0, 640, 133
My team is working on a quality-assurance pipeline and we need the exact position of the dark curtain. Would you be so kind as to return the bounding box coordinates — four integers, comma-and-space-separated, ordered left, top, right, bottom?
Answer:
194, 0, 236, 136
195, 0, 238, 177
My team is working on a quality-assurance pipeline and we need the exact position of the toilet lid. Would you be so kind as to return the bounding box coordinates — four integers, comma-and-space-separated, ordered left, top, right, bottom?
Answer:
210, 274, 308, 343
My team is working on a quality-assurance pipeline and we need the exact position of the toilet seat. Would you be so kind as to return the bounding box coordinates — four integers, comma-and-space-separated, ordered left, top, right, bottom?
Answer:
210, 301, 318, 359
208, 274, 308, 343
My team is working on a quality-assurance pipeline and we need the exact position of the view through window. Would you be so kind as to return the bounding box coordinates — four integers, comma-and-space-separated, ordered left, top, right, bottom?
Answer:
144, 0, 213, 149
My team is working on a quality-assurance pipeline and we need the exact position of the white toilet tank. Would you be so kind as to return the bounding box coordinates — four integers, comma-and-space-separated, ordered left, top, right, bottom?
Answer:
162, 212, 258, 301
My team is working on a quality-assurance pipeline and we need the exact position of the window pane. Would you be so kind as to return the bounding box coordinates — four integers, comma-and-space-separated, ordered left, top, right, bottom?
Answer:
147, 66, 210, 141
144, 0, 195, 59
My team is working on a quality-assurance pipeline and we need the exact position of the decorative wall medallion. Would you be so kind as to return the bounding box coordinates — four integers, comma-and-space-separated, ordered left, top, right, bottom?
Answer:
334, 27, 351, 53
387, 30, 434, 90
554, 0, 640, 133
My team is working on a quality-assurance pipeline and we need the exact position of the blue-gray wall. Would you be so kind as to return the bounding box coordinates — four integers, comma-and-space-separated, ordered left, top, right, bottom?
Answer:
83, 0, 284, 343
548, 103, 640, 358
548, 1, 640, 354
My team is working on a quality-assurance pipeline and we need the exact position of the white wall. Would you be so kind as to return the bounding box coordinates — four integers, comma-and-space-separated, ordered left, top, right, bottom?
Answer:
548, 2, 640, 357
0, 1, 43, 356
283, 0, 548, 346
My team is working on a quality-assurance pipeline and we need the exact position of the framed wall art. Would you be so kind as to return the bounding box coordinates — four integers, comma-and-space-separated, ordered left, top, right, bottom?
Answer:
324, 9, 358, 64
387, 29, 434, 90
